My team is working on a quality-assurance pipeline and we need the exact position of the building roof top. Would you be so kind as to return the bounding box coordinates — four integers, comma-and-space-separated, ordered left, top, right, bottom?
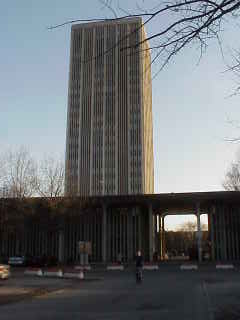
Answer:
71, 17, 142, 30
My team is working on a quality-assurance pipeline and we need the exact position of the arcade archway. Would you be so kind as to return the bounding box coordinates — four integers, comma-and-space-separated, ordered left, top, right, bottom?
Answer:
157, 213, 209, 261
152, 207, 210, 262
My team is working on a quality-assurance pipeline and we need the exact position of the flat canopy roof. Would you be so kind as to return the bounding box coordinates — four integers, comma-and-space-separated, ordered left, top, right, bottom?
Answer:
1, 191, 240, 214
72, 191, 240, 213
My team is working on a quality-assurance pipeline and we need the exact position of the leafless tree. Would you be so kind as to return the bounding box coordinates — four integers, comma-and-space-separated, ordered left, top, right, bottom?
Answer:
227, 49, 240, 95
0, 156, 14, 198
223, 156, 240, 190
49, 0, 240, 75
177, 221, 197, 232
165, 221, 208, 257
0, 147, 65, 199
0, 155, 6, 197
0, 147, 37, 198
177, 221, 208, 232
34, 156, 65, 198
173, 221, 207, 253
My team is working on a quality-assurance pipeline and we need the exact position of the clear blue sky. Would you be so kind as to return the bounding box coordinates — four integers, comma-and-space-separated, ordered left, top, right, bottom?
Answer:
1, 1, 239, 228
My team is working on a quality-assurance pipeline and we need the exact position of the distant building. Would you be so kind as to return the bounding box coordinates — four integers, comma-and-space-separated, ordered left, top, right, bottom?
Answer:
65, 18, 154, 196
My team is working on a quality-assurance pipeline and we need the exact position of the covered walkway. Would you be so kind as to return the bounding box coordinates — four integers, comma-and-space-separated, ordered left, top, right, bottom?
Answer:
0, 191, 240, 263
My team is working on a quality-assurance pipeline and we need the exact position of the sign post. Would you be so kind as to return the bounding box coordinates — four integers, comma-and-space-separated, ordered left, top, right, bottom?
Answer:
78, 241, 92, 265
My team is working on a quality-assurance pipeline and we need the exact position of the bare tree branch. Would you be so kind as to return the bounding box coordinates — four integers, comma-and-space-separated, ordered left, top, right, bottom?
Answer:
177, 221, 208, 231
225, 49, 240, 96
48, 0, 240, 72
34, 156, 65, 198
0, 147, 37, 198
224, 117, 240, 142
224, 136, 240, 142
99, 0, 118, 18
223, 156, 240, 190
48, 0, 240, 141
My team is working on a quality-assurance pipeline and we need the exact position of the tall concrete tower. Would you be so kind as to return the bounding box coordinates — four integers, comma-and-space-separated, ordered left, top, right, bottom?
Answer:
65, 17, 154, 196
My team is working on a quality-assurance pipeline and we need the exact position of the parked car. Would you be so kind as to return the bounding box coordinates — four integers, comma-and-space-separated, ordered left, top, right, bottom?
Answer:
8, 254, 58, 268
8, 256, 28, 266
0, 264, 10, 279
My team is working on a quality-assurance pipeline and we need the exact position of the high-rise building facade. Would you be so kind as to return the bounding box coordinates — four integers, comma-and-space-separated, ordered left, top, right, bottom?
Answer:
65, 17, 154, 196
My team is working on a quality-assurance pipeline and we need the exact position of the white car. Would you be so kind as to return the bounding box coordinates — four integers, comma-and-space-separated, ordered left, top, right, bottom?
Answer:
0, 265, 10, 279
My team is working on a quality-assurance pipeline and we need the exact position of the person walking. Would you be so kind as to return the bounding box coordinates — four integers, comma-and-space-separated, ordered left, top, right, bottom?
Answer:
135, 250, 143, 283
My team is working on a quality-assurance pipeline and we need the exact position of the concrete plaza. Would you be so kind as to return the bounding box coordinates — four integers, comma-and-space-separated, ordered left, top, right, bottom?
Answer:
1, 267, 240, 319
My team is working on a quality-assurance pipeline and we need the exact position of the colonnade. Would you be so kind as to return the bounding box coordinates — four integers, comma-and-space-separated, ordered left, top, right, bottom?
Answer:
1, 199, 240, 263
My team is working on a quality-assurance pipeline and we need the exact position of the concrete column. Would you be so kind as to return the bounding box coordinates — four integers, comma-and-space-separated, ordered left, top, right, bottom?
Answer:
119, 211, 122, 260
222, 208, 227, 260
215, 208, 220, 260
107, 210, 110, 262
209, 208, 215, 261
123, 212, 126, 262
129, 210, 133, 261
219, 206, 227, 260
159, 216, 162, 259
114, 212, 117, 262
102, 205, 107, 263
15, 238, 20, 256
153, 214, 158, 255
58, 230, 64, 264
227, 207, 232, 259
235, 209, 240, 260
162, 216, 165, 259
230, 209, 236, 260
127, 212, 130, 262
148, 203, 153, 262
98, 213, 101, 262
154, 214, 159, 254
138, 210, 142, 254
133, 209, 136, 255
196, 202, 202, 263
111, 211, 114, 261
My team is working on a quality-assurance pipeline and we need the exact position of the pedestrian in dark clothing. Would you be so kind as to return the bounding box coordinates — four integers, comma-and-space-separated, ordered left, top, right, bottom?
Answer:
136, 251, 144, 268
135, 251, 143, 283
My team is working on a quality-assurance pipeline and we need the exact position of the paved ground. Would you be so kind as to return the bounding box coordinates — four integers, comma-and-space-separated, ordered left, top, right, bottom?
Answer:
0, 271, 81, 306
1, 268, 240, 319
